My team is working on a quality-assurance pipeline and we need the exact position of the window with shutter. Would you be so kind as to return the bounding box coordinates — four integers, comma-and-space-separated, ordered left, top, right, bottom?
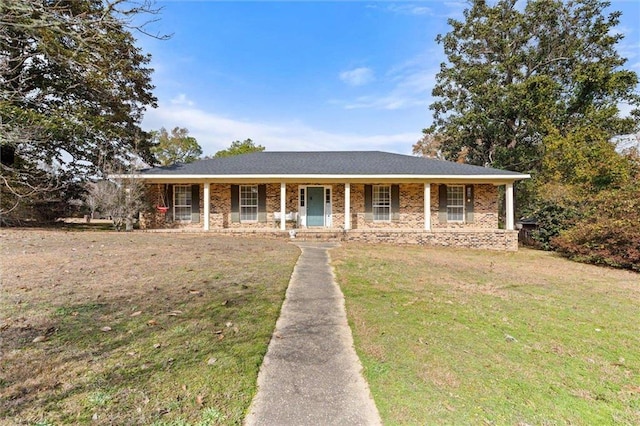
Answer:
372, 185, 390, 221
447, 185, 464, 222
240, 185, 258, 222
173, 185, 192, 221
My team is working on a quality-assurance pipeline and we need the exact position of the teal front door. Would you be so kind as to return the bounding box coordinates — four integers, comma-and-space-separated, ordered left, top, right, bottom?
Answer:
306, 187, 325, 227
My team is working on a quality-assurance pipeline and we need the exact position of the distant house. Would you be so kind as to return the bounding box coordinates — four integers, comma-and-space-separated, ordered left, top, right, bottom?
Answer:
117, 151, 530, 250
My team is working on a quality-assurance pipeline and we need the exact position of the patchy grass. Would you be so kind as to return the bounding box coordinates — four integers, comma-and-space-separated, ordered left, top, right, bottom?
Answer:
0, 230, 299, 425
332, 245, 640, 425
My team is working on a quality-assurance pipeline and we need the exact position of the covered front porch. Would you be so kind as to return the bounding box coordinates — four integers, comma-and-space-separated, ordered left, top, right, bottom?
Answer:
142, 181, 517, 230
139, 180, 519, 250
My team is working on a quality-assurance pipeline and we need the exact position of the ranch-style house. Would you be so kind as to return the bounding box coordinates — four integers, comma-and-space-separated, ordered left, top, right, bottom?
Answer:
119, 151, 530, 250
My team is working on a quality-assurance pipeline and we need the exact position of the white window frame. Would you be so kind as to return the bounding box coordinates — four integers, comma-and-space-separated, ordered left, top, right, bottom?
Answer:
240, 185, 258, 222
447, 185, 464, 222
173, 185, 192, 221
372, 185, 391, 222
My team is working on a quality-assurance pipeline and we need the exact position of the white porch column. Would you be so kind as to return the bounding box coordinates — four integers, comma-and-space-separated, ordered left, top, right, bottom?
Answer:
424, 183, 431, 230
506, 182, 514, 231
344, 182, 351, 230
203, 182, 210, 231
280, 182, 286, 231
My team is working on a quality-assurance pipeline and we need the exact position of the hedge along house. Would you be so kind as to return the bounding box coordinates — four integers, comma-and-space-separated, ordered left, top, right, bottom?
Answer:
118, 151, 530, 250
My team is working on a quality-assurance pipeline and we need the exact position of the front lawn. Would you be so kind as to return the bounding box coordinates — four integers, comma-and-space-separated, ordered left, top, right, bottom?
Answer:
0, 230, 299, 425
332, 245, 640, 425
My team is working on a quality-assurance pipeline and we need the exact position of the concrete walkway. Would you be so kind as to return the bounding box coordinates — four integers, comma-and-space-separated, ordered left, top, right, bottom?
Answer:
244, 242, 382, 426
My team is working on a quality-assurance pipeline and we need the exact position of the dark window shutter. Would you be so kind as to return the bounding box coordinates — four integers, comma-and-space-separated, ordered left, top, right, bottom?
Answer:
258, 184, 267, 222
391, 184, 400, 221
364, 185, 372, 221
438, 184, 448, 224
230, 185, 239, 223
191, 184, 200, 223
166, 184, 174, 221
465, 184, 474, 223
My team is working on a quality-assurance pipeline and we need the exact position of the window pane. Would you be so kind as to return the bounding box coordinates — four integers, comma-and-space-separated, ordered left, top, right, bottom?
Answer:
240, 206, 257, 221
373, 185, 390, 221
447, 186, 464, 222
174, 186, 192, 221
240, 185, 258, 221
447, 206, 464, 222
175, 186, 191, 206
175, 206, 191, 221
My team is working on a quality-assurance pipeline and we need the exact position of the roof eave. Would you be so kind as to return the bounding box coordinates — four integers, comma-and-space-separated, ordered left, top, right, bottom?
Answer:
110, 173, 531, 183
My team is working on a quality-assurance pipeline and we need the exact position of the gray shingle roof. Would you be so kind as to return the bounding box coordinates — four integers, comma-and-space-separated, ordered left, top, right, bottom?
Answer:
138, 151, 528, 178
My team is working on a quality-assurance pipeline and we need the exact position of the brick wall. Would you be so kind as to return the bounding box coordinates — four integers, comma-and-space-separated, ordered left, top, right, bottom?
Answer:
342, 229, 518, 251
141, 182, 500, 232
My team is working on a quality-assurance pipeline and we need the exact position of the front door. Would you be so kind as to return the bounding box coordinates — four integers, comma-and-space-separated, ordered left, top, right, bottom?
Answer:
306, 186, 325, 227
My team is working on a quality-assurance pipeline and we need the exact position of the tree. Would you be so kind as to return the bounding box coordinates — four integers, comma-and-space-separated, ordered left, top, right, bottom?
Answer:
150, 127, 202, 166
413, 130, 469, 162
84, 174, 149, 231
427, 0, 639, 172
214, 139, 264, 157
1, 0, 161, 222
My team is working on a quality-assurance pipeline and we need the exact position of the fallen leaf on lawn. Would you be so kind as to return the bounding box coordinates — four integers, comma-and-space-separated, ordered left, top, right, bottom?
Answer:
217, 334, 224, 340
168, 310, 183, 316
214, 330, 223, 334
130, 311, 142, 317
32, 335, 46, 343
127, 352, 136, 356
101, 326, 112, 332
207, 357, 217, 365
189, 290, 202, 295
147, 319, 157, 326
153, 343, 161, 349
196, 395, 204, 405
221, 300, 228, 306
181, 384, 187, 391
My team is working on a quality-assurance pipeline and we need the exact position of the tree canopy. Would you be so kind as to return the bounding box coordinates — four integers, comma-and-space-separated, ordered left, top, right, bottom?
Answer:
1, 0, 160, 221
151, 127, 202, 166
424, 0, 640, 270
426, 0, 639, 172
214, 139, 265, 157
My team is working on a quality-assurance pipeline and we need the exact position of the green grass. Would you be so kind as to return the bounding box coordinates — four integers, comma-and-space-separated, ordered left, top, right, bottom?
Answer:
0, 231, 300, 425
332, 245, 640, 425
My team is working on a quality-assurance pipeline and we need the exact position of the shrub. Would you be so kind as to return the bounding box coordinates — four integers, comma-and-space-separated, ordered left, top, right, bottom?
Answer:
552, 184, 640, 272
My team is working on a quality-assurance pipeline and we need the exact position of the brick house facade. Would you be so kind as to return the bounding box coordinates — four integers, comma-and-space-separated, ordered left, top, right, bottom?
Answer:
120, 151, 529, 250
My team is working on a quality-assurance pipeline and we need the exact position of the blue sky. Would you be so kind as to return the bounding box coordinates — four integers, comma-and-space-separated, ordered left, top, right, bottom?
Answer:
137, 1, 640, 157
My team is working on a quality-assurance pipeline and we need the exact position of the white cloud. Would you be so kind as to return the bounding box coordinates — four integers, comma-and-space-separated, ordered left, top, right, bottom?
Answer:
339, 67, 375, 87
170, 93, 194, 106
142, 100, 420, 156
367, 3, 432, 16
335, 52, 439, 111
